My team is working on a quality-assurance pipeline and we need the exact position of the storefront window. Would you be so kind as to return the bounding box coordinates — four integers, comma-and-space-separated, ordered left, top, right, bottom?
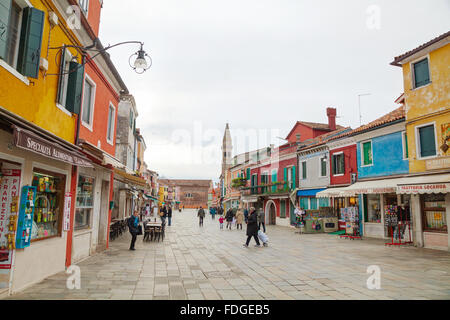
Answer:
31, 170, 65, 241
366, 194, 381, 223
75, 175, 95, 230
422, 194, 447, 232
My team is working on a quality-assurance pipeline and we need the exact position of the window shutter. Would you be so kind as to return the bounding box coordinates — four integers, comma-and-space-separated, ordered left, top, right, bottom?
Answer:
414, 59, 430, 88
280, 200, 286, 218
363, 142, 372, 165
340, 154, 345, 174
419, 125, 436, 157
284, 167, 287, 188
292, 166, 296, 189
404, 133, 409, 158
246, 168, 250, 180
0, 0, 12, 60
17, 7, 44, 79
66, 62, 84, 115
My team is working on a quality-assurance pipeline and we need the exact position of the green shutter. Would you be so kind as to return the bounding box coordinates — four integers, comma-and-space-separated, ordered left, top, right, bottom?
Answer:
302, 162, 307, 179
246, 168, 250, 180
284, 167, 287, 189
404, 133, 409, 159
419, 125, 436, 158
332, 155, 336, 175
280, 200, 286, 218
300, 197, 308, 210
321, 158, 327, 176
17, 7, 44, 79
363, 142, 373, 166
414, 58, 430, 88
65, 62, 84, 115
0, 0, 12, 60
339, 154, 345, 174
292, 166, 296, 189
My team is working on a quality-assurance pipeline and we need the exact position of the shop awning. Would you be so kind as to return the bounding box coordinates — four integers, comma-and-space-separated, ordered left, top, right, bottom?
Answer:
316, 187, 349, 198
114, 168, 148, 189
334, 177, 408, 197
78, 140, 125, 169
297, 188, 326, 197
397, 173, 450, 194
13, 125, 93, 168
144, 194, 159, 201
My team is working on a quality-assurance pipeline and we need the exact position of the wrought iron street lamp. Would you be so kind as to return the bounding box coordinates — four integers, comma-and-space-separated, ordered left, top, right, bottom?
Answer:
49, 40, 152, 75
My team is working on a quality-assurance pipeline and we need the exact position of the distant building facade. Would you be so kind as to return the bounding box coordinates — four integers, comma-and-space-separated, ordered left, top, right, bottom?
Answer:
159, 179, 212, 209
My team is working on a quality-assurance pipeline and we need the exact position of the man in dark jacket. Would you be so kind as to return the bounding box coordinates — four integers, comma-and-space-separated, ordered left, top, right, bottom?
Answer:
218, 206, 224, 217
127, 211, 140, 251
225, 208, 234, 230
244, 208, 249, 224
244, 207, 261, 247
167, 206, 173, 226
198, 207, 206, 227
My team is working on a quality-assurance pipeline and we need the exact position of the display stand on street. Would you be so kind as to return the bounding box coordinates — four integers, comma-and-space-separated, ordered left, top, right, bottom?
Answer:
339, 206, 362, 240
385, 205, 413, 247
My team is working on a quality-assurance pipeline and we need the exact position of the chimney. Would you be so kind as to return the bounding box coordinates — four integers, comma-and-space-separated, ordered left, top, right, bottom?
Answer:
327, 108, 337, 131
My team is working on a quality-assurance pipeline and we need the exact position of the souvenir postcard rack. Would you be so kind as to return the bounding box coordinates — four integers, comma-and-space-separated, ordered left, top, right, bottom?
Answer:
339, 206, 362, 240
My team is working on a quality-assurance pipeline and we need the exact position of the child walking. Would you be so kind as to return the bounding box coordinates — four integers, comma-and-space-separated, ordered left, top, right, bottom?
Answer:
219, 216, 224, 230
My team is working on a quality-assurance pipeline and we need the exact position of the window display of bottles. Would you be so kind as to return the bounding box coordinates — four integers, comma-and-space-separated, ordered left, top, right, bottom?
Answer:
31, 172, 63, 240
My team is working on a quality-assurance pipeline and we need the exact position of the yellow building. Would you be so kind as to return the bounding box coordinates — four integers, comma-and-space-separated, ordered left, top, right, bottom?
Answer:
391, 31, 450, 251
0, 0, 96, 296
0, 0, 87, 143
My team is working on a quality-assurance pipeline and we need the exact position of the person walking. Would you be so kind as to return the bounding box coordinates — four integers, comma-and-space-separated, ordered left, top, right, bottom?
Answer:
225, 208, 234, 230
211, 207, 216, 220
198, 206, 206, 227
167, 206, 173, 226
218, 206, 224, 218
258, 208, 266, 233
244, 207, 249, 224
244, 207, 261, 248
235, 206, 244, 230
127, 211, 141, 251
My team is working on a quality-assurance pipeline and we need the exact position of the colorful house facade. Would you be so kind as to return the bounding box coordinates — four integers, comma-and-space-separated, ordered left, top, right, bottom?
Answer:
391, 31, 450, 251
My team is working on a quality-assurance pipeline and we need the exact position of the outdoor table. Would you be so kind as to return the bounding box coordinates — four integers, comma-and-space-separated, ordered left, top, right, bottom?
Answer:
143, 222, 163, 242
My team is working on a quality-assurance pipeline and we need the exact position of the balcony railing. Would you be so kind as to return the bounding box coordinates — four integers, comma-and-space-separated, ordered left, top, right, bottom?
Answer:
241, 181, 295, 196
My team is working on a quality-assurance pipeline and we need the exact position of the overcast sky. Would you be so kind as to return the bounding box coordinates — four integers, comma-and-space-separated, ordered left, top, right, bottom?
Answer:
99, 0, 449, 181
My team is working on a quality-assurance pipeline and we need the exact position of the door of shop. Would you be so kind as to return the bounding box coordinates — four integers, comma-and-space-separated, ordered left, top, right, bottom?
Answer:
269, 202, 276, 225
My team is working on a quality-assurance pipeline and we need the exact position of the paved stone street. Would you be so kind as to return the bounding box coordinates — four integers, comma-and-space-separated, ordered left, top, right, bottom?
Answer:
4, 210, 450, 300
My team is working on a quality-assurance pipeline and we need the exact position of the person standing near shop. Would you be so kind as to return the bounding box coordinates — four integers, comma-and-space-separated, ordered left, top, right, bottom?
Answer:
225, 208, 234, 230
244, 207, 261, 248
160, 205, 167, 223
198, 206, 206, 227
258, 208, 266, 233
127, 211, 141, 251
167, 206, 173, 226
211, 207, 217, 220
244, 207, 249, 224
235, 206, 244, 230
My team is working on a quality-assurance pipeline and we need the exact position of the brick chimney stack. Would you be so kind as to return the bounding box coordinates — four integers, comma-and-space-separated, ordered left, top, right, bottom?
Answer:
327, 108, 337, 131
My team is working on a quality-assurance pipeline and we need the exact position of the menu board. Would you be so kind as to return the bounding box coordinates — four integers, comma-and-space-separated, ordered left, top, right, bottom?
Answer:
0, 169, 21, 270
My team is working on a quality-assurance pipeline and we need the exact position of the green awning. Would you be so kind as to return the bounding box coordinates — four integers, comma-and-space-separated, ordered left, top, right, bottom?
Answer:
144, 194, 159, 202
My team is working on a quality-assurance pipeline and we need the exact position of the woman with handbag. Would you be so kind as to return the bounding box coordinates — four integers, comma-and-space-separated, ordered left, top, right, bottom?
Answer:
127, 211, 142, 251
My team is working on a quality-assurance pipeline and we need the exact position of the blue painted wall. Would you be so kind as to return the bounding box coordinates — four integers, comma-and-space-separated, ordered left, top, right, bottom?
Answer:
357, 131, 409, 178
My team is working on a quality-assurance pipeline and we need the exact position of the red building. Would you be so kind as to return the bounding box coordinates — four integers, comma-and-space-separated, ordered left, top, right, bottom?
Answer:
66, 0, 129, 265
246, 108, 342, 227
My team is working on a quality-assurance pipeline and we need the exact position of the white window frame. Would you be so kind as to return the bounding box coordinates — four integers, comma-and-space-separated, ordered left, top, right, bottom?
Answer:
319, 156, 328, 178
78, 0, 89, 17
81, 73, 96, 131
56, 47, 73, 113
360, 139, 374, 167
0, 0, 32, 84
106, 102, 116, 145
332, 151, 345, 177
402, 131, 409, 160
415, 122, 439, 160
301, 161, 307, 180
285, 165, 293, 184
410, 54, 432, 90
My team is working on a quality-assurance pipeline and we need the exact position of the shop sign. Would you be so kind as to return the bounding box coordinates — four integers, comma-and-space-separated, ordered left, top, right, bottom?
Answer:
426, 157, 450, 171
0, 169, 21, 270
13, 126, 93, 168
63, 192, 72, 232
397, 183, 450, 194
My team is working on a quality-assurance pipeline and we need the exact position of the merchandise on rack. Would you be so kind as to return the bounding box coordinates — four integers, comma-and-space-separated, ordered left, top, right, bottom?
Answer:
339, 206, 361, 240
